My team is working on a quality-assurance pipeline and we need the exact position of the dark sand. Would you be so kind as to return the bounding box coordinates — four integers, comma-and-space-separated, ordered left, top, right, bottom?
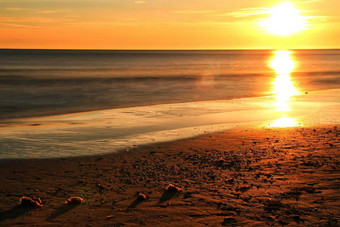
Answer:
0, 126, 339, 226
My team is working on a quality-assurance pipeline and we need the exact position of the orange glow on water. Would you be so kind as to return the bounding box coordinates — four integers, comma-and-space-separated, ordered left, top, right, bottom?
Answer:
268, 50, 300, 127
270, 50, 295, 75
270, 50, 299, 112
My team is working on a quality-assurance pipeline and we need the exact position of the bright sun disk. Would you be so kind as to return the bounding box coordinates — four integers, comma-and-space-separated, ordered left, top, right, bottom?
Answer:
261, 2, 306, 35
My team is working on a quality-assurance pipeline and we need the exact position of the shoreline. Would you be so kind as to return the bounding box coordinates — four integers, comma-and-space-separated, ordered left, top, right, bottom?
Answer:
0, 123, 333, 162
1, 88, 339, 159
0, 87, 337, 123
0, 125, 339, 226
0, 92, 277, 123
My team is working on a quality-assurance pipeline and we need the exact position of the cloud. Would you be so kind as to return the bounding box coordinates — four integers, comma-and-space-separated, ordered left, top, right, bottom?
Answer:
134, 0, 146, 3
1, 16, 57, 23
174, 10, 215, 15
0, 13, 78, 29
226, 7, 268, 18
0, 22, 42, 29
226, 4, 323, 21
5, 7, 28, 11
5, 7, 57, 14
300, 0, 321, 3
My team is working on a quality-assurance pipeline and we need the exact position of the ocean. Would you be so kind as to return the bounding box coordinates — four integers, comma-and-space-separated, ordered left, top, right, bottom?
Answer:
1, 49, 339, 120
0, 49, 340, 159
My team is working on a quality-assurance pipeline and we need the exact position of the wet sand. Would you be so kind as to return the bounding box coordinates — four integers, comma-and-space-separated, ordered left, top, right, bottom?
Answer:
0, 125, 339, 226
1, 88, 340, 160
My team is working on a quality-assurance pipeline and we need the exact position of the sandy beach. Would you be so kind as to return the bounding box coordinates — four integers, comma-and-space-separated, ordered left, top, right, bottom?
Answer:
0, 125, 339, 226
2, 0, 340, 226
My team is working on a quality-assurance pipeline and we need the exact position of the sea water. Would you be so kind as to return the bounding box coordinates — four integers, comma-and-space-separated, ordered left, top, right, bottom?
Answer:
0, 49, 339, 158
1, 49, 339, 119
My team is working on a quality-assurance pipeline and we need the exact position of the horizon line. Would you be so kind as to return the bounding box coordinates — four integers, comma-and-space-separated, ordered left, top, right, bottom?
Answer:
1, 48, 340, 51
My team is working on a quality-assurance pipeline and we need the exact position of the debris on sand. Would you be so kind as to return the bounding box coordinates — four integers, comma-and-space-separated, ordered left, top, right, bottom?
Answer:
222, 217, 237, 225
65, 196, 84, 205
165, 184, 182, 192
19, 196, 43, 207
105, 215, 115, 220
96, 183, 105, 191
137, 193, 148, 201
237, 185, 251, 192
128, 192, 149, 208
225, 178, 235, 184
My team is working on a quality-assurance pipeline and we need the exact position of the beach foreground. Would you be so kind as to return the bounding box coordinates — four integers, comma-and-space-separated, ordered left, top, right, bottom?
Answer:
0, 126, 339, 226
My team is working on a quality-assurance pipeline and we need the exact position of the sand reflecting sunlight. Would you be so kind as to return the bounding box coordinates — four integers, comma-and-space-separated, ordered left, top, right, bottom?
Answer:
269, 116, 298, 127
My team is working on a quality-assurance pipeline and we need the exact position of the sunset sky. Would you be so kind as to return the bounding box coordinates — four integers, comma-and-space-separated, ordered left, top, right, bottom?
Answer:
1, 0, 339, 49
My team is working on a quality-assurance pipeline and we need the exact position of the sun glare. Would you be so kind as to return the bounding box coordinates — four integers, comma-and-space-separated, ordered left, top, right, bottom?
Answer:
268, 50, 300, 128
270, 50, 299, 111
269, 117, 298, 127
262, 2, 306, 36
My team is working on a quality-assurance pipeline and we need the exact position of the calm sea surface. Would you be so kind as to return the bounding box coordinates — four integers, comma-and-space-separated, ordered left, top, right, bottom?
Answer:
1, 49, 339, 120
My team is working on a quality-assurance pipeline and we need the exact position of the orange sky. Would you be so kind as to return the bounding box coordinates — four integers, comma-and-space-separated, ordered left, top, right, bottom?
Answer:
1, 0, 339, 49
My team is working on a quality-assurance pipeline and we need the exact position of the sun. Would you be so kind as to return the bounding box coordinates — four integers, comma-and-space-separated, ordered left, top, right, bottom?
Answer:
261, 2, 306, 36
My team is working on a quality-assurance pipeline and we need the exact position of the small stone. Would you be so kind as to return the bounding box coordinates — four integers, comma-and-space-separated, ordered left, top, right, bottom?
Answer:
65, 196, 84, 205
137, 193, 148, 201
225, 178, 235, 184
165, 184, 182, 192
222, 217, 237, 225
19, 196, 43, 207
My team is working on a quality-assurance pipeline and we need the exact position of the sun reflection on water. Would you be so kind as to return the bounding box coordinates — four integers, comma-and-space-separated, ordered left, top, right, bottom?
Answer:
268, 50, 300, 127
